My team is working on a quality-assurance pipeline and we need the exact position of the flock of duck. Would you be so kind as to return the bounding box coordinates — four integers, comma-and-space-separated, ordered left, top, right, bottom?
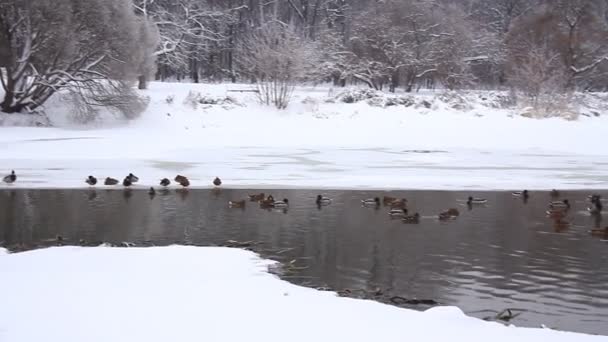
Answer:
2, 170, 608, 236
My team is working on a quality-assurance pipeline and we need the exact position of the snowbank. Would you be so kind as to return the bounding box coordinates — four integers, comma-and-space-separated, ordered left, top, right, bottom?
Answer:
0, 82, 606, 189
0, 246, 605, 342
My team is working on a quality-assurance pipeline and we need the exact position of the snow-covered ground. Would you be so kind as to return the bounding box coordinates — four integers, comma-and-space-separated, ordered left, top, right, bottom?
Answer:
0, 82, 606, 190
1, 245, 606, 342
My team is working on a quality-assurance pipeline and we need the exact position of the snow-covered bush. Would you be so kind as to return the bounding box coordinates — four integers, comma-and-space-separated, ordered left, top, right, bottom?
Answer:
182, 91, 240, 109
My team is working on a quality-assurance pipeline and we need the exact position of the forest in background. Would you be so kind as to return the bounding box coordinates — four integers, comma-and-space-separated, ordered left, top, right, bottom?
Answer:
1, 0, 608, 114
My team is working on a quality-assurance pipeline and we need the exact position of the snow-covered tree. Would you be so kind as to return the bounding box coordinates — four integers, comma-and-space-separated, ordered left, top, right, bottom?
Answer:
0, 0, 156, 114
237, 22, 316, 109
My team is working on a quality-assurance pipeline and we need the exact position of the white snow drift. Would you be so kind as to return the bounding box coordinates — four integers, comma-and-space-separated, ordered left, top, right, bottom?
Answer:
0, 82, 606, 190
0, 246, 606, 342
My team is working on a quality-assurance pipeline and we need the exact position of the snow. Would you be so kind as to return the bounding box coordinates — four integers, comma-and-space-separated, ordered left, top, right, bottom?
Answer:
0, 82, 606, 190
0, 245, 605, 341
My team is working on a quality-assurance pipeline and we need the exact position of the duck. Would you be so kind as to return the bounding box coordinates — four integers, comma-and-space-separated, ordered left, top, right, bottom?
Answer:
228, 200, 246, 208
402, 213, 420, 224
104, 177, 119, 186
550, 189, 560, 197
2, 170, 16, 184
512, 190, 529, 198
174, 175, 190, 187
272, 198, 289, 208
126, 173, 139, 183
122, 177, 132, 187
383, 196, 397, 205
148, 187, 156, 196
438, 208, 460, 221
389, 198, 408, 208
259, 195, 275, 207
85, 175, 97, 186
160, 178, 171, 187
546, 208, 567, 218
467, 196, 487, 205
249, 193, 265, 201
361, 197, 381, 206
213, 177, 222, 187
316, 195, 332, 206
389, 208, 408, 218
590, 227, 608, 236
549, 199, 570, 209
588, 200, 603, 215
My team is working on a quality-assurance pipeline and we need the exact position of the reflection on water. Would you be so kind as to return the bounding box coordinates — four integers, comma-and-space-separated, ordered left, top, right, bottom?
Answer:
1, 189, 607, 334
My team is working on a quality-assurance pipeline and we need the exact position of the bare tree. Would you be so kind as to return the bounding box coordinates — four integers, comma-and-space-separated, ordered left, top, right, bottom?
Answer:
0, 0, 156, 114
237, 22, 315, 109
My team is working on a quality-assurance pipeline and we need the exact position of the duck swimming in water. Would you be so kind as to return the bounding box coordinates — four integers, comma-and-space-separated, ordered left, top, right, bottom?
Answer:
467, 197, 487, 205
439, 208, 460, 221
316, 195, 332, 206
402, 213, 420, 224
272, 198, 289, 208
549, 199, 570, 210
512, 190, 529, 198
588, 200, 603, 215
362, 197, 381, 206
389, 198, 408, 208
229, 200, 246, 208
249, 193, 265, 201
389, 208, 408, 218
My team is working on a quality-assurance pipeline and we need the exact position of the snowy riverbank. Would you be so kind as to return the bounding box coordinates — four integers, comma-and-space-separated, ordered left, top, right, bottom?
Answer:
1, 245, 606, 342
0, 82, 606, 190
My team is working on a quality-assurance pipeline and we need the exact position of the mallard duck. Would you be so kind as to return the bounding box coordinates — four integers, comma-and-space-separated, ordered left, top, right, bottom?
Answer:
127, 173, 139, 183
174, 175, 190, 187
104, 177, 119, 185
361, 197, 380, 206
550, 189, 560, 197
249, 193, 265, 201
148, 187, 156, 196
122, 177, 132, 187
160, 178, 171, 187
467, 197, 487, 205
229, 200, 246, 208
512, 190, 529, 198
316, 195, 332, 206
439, 208, 460, 220
402, 213, 420, 224
590, 227, 608, 236
273, 198, 289, 208
259, 195, 275, 207
389, 208, 408, 218
546, 209, 567, 218
588, 200, 603, 214
549, 199, 570, 209
85, 175, 97, 186
389, 198, 408, 208
2, 170, 16, 184
383, 196, 397, 205
213, 177, 222, 187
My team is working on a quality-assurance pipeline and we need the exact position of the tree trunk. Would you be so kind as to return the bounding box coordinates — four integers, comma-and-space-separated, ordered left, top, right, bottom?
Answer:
389, 71, 399, 93
138, 75, 148, 90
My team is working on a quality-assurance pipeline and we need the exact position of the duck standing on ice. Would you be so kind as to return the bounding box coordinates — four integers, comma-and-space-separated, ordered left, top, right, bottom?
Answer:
3, 170, 16, 184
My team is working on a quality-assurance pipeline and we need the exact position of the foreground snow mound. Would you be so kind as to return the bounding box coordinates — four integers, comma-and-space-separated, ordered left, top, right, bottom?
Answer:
0, 246, 605, 342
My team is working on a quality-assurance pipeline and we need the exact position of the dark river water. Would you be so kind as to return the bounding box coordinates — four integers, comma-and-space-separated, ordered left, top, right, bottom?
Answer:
1, 188, 607, 335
